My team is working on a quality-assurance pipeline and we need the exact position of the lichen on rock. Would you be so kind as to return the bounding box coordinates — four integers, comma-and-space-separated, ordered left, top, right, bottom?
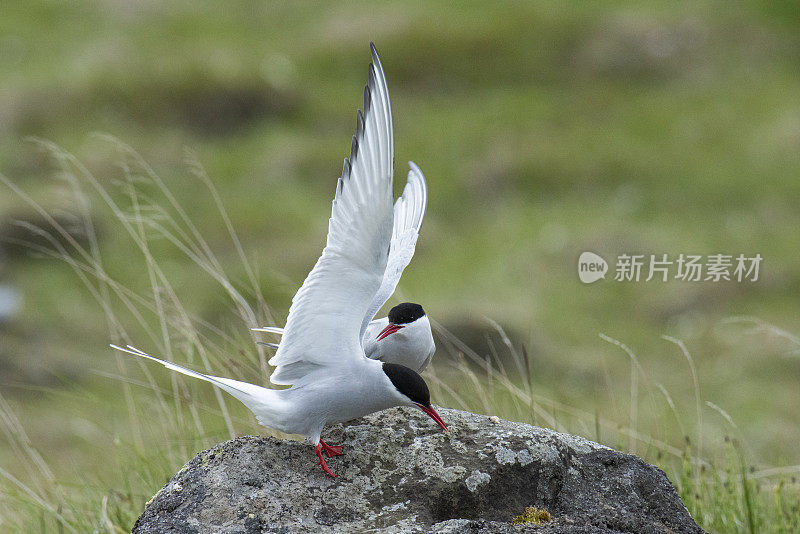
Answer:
512, 506, 551, 525
465, 470, 491, 492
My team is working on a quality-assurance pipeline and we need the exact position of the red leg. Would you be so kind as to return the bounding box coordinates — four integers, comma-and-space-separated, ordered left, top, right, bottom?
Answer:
315, 444, 337, 477
319, 439, 343, 457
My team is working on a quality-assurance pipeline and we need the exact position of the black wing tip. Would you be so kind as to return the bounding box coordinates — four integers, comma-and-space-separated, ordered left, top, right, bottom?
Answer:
370, 44, 385, 75
356, 109, 365, 139
342, 158, 351, 180
368, 63, 377, 90
363, 84, 371, 113
351, 135, 359, 160
369, 44, 385, 83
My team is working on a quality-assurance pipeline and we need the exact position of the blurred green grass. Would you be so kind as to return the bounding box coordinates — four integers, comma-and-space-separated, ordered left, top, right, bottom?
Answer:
2, 1, 800, 531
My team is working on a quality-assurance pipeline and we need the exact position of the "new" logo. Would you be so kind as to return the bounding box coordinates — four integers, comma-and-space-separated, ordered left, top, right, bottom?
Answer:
578, 252, 608, 284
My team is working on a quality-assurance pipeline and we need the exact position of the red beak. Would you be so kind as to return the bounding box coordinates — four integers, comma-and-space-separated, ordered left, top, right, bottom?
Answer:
416, 404, 449, 433
376, 323, 405, 341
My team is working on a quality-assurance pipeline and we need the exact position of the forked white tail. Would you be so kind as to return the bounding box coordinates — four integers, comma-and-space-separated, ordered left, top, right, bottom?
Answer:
110, 344, 275, 416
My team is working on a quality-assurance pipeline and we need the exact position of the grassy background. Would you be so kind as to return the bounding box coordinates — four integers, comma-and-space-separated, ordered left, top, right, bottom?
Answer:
1, 1, 800, 531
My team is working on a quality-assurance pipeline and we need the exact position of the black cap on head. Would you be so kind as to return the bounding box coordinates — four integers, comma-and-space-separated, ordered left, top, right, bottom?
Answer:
382, 362, 430, 406
388, 303, 425, 325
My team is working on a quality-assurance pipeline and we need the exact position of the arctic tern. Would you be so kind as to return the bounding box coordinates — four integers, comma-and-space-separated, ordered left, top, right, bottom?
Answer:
111, 44, 447, 477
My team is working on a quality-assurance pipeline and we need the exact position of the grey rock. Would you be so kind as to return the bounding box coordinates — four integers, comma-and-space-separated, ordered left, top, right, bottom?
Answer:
133, 407, 704, 533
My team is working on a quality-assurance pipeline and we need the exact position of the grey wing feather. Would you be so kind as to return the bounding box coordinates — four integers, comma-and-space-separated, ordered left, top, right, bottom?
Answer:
269, 45, 395, 386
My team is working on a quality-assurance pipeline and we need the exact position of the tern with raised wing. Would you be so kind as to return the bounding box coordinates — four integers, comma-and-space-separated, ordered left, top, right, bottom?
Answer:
253, 151, 435, 372
111, 44, 447, 477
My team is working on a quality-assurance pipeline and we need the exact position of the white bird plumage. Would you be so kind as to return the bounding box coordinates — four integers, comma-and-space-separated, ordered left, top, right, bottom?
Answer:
362, 312, 434, 371
360, 162, 427, 337
255, 305, 435, 374
111, 44, 447, 478
267, 44, 395, 387
252, 137, 435, 372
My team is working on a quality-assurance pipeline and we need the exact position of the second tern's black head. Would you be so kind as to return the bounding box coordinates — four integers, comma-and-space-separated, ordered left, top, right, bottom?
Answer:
388, 303, 425, 325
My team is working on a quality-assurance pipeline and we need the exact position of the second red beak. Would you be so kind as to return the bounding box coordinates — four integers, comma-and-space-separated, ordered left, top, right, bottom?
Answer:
376, 323, 405, 341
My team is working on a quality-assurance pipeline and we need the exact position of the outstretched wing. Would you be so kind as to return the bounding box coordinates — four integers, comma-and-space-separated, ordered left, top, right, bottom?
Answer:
359, 162, 427, 337
269, 44, 395, 386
